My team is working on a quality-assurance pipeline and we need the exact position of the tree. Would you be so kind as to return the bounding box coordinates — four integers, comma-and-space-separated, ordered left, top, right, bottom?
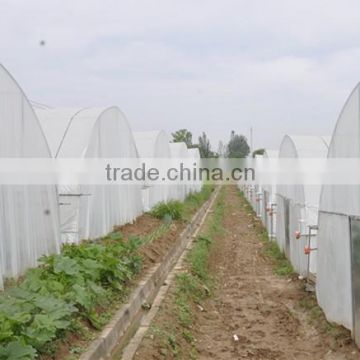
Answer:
226, 130, 250, 158
198, 132, 214, 158
171, 129, 193, 147
217, 141, 226, 157
252, 148, 265, 158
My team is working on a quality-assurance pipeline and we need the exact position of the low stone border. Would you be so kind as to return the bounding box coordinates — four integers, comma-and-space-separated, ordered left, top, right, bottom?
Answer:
80, 188, 219, 360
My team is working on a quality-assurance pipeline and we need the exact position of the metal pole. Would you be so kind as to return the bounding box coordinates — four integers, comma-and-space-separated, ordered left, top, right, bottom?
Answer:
306, 225, 311, 282
306, 224, 318, 285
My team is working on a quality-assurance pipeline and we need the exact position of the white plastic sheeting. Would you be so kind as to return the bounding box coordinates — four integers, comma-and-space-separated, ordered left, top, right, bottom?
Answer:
276, 135, 330, 276
239, 157, 256, 210
36, 107, 143, 243
187, 148, 202, 193
317, 83, 360, 332
169, 142, 189, 201
0, 65, 60, 288
253, 155, 263, 218
262, 150, 278, 238
134, 130, 171, 210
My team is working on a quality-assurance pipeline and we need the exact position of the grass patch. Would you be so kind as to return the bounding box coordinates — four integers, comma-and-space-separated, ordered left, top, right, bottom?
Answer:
169, 187, 225, 357
188, 236, 212, 282
150, 184, 214, 223
147, 326, 179, 358
182, 184, 214, 221
150, 200, 184, 220
263, 241, 294, 277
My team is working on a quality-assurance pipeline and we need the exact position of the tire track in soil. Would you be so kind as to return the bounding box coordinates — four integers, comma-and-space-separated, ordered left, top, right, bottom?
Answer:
134, 186, 358, 360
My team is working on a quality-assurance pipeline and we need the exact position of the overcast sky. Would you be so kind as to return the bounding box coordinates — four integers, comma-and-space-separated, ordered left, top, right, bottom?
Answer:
1, 0, 360, 151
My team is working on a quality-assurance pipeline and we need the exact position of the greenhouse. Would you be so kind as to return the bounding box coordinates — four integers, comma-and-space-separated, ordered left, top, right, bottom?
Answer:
133, 130, 171, 211
276, 135, 330, 277
169, 142, 189, 201
36, 107, 143, 244
238, 157, 256, 210
261, 150, 278, 239
317, 83, 360, 342
0, 65, 60, 288
187, 147, 202, 194
253, 154, 264, 218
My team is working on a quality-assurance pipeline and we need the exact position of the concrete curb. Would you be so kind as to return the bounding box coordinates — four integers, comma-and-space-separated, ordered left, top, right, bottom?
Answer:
80, 188, 218, 360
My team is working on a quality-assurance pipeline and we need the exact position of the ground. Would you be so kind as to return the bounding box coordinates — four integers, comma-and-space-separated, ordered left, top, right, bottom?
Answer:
133, 186, 359, 360
116, 213, 183, 272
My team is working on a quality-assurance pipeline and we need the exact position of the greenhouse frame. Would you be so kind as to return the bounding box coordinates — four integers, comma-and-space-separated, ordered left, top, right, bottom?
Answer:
0, 65, 60, 288
317, 83, 360, 343
36, 107, 143, 244
261, 150, 278, 239
187, 147, 202, 194
169, 142, 189, 201
276, 135, 330, 277
133, 130, 172, 211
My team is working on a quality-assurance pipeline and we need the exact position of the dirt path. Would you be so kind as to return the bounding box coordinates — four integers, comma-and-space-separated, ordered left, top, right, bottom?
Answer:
134, 186, 359, 360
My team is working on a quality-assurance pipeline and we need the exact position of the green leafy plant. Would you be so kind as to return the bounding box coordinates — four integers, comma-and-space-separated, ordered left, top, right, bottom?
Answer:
0, 186, 212, 358
0, 341, 36, 360
0, 233, 143, 358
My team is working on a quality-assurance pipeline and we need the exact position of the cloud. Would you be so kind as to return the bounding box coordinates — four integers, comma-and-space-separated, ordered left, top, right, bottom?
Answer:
1, 0, 360, 149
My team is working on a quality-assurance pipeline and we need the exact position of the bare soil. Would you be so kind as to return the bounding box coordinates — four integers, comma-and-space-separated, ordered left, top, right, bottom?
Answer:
134, 186, 359, 360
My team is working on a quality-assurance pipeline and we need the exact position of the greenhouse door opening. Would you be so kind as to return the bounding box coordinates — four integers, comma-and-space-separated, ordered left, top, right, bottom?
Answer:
59, 194, 81, 243
284, 198, 291, 258
350, 216, 360, 346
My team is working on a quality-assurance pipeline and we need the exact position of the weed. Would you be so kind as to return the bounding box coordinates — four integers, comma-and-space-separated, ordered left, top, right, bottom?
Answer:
141, 222, 171, 245
187, 236, 211, 281
182, 184, 214, 221
189, 347, 198, 360
150, 200, 184, 220
148, 326, 179, 357
182, 329, 194, 343
262, 239, 294, 277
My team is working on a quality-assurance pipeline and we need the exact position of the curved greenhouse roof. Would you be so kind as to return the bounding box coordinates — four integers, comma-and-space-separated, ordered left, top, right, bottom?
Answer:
277, 135, 330, 209
37, 107, 143, 243
319, 83, 360, 216
134, 130, 171, 158
0, 64, 60, 287
36, 107, 139, 158
262, 149, 278, 193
